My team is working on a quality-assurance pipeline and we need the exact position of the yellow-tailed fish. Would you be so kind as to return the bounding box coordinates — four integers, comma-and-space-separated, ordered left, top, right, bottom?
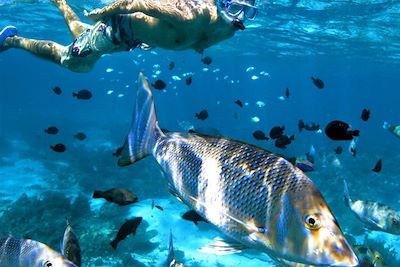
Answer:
344, 180, 400, 234
0, 236, 77, 267
118, 72, 358, 266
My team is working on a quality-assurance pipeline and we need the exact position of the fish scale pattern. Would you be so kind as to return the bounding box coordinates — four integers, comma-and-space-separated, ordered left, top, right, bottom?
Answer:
156, 132, 312, 229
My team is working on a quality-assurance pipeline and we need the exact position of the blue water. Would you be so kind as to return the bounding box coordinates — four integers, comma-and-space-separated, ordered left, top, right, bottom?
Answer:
1, 0, 400, 266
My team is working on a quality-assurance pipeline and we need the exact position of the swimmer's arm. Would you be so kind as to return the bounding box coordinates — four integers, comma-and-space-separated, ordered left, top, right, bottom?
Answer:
84, 0, 195, 22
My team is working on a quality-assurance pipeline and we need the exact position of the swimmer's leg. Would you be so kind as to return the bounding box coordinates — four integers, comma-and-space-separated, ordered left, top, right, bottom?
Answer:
52, 0, 90, 38
3, 36, 64, 64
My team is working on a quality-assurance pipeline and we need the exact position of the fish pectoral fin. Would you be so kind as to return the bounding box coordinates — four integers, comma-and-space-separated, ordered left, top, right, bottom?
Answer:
198, 237, 247, 255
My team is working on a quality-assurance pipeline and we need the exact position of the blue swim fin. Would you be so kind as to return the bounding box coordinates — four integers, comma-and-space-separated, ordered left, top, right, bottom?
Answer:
0, 26, 17, 47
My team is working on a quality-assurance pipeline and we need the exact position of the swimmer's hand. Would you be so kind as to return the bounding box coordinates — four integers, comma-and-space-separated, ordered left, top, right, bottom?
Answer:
84, 9, 102, 21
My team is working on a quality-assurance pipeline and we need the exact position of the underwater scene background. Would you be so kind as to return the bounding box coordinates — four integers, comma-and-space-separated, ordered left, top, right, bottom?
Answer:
1, 0, 400, 266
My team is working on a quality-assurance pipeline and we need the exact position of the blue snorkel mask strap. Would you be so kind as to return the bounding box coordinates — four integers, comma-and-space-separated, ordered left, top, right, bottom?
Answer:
217, 0, 246, 31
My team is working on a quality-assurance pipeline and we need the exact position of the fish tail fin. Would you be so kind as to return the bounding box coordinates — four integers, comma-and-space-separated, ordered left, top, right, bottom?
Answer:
92, 190, 102, 198
383, 121, 390, 130
298, 120, 304, 132
343, 180, 352, 207
72, 92, 77, 97
118, 72, 164, 166
110, 240, 118, 250
351, 130, 360, 137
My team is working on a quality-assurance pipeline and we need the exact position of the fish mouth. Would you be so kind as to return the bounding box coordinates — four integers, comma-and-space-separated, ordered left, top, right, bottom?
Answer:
306, 234, 359, 267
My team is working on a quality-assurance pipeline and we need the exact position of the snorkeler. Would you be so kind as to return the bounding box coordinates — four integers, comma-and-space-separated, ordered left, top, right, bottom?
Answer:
0, 0, 258, 72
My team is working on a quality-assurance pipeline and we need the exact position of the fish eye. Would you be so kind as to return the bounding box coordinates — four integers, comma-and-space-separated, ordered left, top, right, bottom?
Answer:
304, 214, 321, 230
43, 261, 52, 267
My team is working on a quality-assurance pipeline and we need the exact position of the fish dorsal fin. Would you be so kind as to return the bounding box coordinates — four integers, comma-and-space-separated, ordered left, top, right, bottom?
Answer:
198, 237, 247, 255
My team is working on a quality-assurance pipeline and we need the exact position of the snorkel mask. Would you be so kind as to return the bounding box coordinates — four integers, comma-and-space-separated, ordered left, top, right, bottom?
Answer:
217, 0, 258, 30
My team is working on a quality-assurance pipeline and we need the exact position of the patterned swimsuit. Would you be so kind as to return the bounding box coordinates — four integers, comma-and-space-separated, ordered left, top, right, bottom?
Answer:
60, 15, 142, 72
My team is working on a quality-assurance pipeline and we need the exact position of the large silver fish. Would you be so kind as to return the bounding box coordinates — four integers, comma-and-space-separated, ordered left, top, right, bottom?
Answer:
118, 72, 358, 266
0, 237, 77, 267
344, 180, 400, 234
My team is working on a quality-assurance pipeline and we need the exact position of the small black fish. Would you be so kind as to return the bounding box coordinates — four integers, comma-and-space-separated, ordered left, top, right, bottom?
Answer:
299, 120, 320, 132
44, 126, 58, 135
110, 217, 142, 250
305, 152, 314, 164
361, 108, 370, 122
372, 159, 382, 172
50, 143, 66, 153
285, 88, 290, 99
168, 61, 175, 71
252, 130, 269, 141
155, 205, 164, 211
349, 140, 357, 157
182, 210, 208, 225
112, 146, 123, 157
74, 132, 86, 141
334, 146, 343, 155
304, 122, 320, 131
93, 188, 138, 206
195, 110, 208, 120
72, 89, 92, 100
286, 157, 297, 165
298, 120, 305, 132
52, 86, 62, 95
185, 76, 192, 86
201, 56, 212, 65
234, 99, 243, 108
269, 126, 285, 139
311, 77, 324, 89
350, 147, 357, 157
151, 79, 167, 90
274, 135, 294, 149
325, 120, 359, 140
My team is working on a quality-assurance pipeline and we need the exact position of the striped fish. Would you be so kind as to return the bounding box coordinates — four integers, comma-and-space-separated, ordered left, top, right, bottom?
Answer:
344, 180, 400, 234
0, 237, 77, 267
118, 72, 358, 266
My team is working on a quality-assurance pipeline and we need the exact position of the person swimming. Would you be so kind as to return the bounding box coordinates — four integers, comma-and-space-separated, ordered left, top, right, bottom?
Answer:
0, 0, 258, 72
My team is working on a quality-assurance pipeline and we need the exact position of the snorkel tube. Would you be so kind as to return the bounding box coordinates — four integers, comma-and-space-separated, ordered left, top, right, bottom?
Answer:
217, 0, 246, 30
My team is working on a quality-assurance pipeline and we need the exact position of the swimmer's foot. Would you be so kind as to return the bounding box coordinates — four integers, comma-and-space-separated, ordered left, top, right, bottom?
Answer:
0, 26, 17, 51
